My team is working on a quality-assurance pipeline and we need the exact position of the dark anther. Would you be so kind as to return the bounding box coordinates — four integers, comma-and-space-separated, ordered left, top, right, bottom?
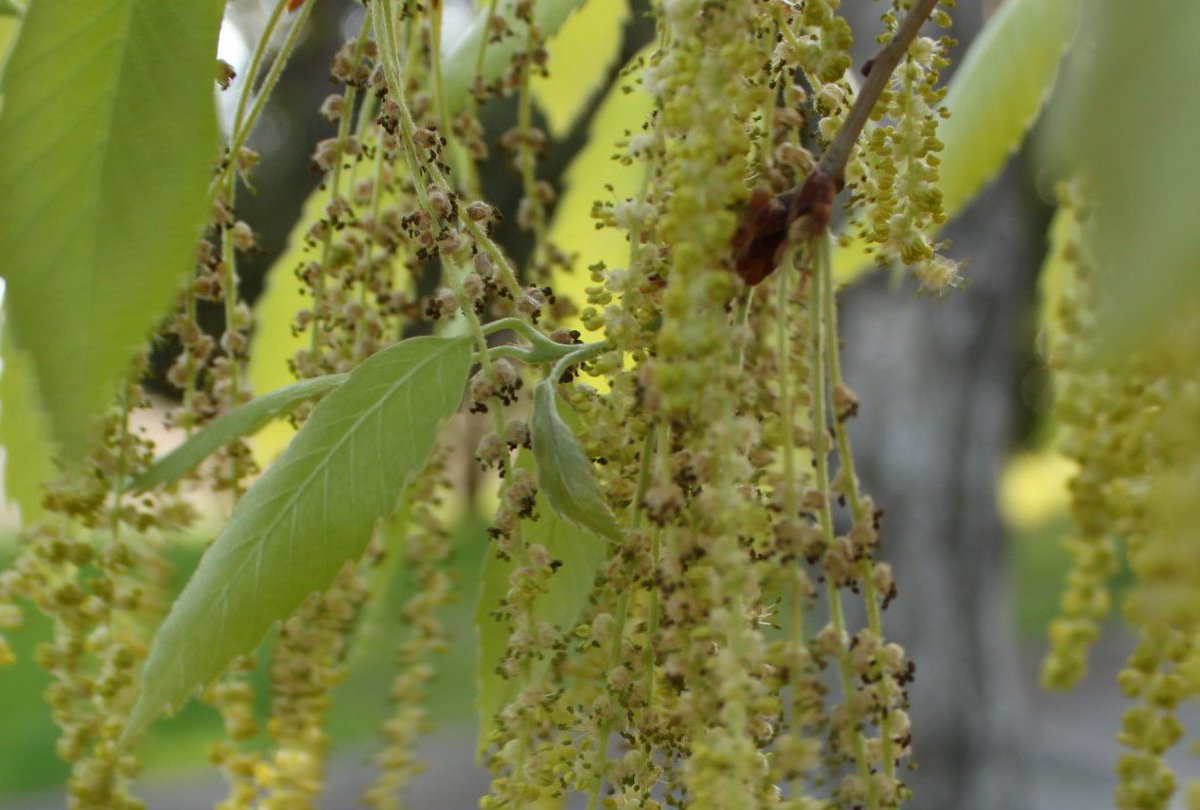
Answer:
731, 169, 838, 286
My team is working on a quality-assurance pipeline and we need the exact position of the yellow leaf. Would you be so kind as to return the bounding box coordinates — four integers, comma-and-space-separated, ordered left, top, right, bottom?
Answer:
547, 52, 653, 334
532, 0, 629, 138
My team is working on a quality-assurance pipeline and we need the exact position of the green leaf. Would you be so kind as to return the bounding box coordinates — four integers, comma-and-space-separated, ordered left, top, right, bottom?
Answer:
530, 380, 620, 540
1055, 2, 1200, 352
0, 317, 55, 525
475, 452, 607, 755
0, 15, 36, 524
0, 0, 223, 460
832, 0, 1082, 282
532, 0, 629, 138
126, 336, 473, 741
133, 374, 348, 493
938, 0, 1080, 214
0, 1, 21, 18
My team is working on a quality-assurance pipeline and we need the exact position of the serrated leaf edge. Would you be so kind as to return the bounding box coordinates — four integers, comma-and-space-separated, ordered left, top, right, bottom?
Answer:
124, 338, 471, 743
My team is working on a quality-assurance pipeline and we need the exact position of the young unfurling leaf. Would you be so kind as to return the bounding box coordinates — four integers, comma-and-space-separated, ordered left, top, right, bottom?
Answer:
530, 380, 621, 541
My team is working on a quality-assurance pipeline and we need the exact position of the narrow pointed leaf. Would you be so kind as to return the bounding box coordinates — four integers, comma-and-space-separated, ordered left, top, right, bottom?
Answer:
530, 380, 620, 540
133, 374, 348, 493
832, 0, 1082, 282
0, 0, 223, 460
475, 452, 607, 755
126, 336, 472, 741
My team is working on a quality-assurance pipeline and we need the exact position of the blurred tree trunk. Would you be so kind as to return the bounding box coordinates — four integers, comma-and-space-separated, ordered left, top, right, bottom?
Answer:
234, 0, 349, 307
835, 6, 1048, 808
839, 158, 1044, 808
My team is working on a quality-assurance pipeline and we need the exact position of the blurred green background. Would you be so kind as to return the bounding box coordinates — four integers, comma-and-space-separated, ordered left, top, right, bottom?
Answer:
0, 515, 491, 795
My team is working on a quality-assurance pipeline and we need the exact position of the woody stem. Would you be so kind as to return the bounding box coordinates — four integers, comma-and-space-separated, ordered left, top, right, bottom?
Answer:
814, 0, 942, 187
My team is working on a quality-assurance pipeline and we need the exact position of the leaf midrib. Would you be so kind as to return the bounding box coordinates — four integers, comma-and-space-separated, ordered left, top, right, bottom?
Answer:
171, 341, 461, 690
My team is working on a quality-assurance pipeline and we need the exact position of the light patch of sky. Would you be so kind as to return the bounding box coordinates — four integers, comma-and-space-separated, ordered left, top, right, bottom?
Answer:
340, 4, 366, 40
216, 16, 251, 136
443, 0, 474, 52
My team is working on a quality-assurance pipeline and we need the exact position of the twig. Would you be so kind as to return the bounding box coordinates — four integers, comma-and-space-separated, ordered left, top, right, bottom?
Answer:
732, 0, 942, 284
816, 0, 942, 188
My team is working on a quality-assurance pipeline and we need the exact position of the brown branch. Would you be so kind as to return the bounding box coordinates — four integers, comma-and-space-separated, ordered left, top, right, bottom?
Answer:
733, 0, 943, 285
816, 0, 942, 187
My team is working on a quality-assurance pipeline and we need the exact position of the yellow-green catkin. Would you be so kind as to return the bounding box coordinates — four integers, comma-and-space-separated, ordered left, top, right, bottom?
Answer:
1043, 181, 1200, 807
846, 1, 959, 294
475, 1, 919, 805
648, 1, 779, 806
1041, 184, 1125, 690
1041, 182, 1165, 690
478, 451, 580, 807
256, 564, 369, 810
504, 0, 555, 278
363, 454, 457, 808
0, 358, 192, 810
779, 0, 854, 145
1113, 308, 1200, 810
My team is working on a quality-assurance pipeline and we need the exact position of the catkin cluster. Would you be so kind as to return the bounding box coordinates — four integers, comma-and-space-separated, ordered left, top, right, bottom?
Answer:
0, 359, 193, 810
1043, 182, 1200, 808
845, 1, 958, 293
1, 1, 959, 808
478, 2, 931, 808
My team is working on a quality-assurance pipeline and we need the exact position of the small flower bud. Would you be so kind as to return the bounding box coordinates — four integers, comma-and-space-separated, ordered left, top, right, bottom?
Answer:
215, 59, 237, 91
319, 93, 346, 122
